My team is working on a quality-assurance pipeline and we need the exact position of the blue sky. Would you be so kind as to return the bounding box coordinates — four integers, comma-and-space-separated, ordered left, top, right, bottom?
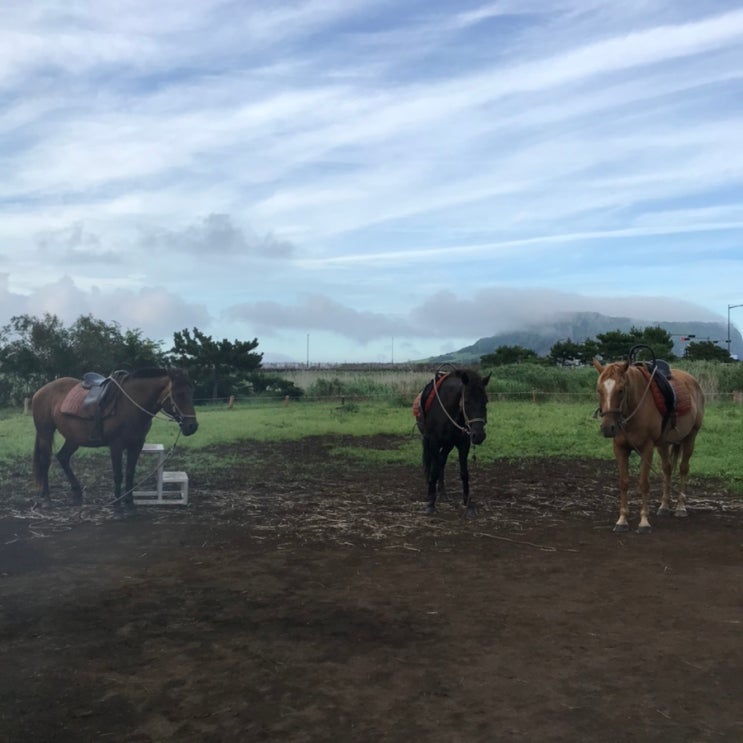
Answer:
2, 1, 743, 363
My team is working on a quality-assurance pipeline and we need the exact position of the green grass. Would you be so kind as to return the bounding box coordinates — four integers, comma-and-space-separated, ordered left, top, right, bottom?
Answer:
3, 398, 742, 492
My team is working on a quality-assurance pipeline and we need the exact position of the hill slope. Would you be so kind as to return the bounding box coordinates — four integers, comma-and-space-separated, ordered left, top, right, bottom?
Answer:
431, 312, 742, 363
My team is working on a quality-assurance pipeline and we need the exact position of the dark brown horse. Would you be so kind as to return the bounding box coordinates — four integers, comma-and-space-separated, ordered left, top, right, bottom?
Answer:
32, 368, 198, 508
414, 368, 490, 516
593, 352, 704, 534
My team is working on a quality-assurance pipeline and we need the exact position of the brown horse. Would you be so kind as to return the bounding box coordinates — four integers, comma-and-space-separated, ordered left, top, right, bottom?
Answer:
32, 368, 198, 508
414, 368, 490, 516
592, 354, 704, 533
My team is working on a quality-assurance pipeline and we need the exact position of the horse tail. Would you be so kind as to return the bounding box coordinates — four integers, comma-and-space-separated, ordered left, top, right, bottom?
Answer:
32, 435, 52, 488
30, 388, 55, 488
421, 437, 433, 480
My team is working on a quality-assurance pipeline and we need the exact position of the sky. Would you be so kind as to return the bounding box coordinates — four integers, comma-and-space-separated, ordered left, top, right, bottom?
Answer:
2, 1, 743, 364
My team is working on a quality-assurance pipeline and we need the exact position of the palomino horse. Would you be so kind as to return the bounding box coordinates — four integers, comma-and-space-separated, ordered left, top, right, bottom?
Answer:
413, 368, 491, 516
592, 352, 704, 533
32, 368, 198, 508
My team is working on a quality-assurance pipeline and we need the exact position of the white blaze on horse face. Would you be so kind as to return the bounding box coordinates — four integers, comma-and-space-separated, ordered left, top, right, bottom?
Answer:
601, 377, 617, 409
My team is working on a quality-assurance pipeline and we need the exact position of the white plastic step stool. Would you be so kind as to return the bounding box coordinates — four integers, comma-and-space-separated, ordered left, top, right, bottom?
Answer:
161, 470, 189, 505
132, 444, 189, 505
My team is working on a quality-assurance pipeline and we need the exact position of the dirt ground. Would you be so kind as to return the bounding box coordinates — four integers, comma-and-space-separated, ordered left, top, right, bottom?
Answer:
1, 435, 741, 742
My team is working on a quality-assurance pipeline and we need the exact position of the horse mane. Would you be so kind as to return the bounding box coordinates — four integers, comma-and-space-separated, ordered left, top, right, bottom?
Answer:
455, 368, 487, 386
114, 367, 191, 385
129, 367, 170, 378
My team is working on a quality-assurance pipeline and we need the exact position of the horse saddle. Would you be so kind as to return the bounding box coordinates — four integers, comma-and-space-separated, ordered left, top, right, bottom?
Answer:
413, 373, 450, 420
60, 373, 115, 418
635, 360, 677, 430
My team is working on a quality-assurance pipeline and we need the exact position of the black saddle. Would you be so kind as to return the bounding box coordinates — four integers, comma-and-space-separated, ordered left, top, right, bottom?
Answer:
628, 346, 676, 429
81, 372, 114, 411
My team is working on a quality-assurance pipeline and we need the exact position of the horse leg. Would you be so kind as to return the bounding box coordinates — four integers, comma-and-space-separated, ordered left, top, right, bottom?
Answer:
32, 432, 54, 505
56, 440, 83, 505
123, 443, 143, 509
636, 441, 655, 534
422, 438, 436, 514
423, 439, 444, 515
674, 436, 698, 518
612, 443, 631, 533
437, 442, 454, 503
109, 444, 129, 509
457, 440, 477, 517
656, 444, 673, 516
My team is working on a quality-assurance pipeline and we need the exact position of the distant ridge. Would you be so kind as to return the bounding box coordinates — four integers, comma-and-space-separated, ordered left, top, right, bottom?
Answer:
429, 312, 742, 364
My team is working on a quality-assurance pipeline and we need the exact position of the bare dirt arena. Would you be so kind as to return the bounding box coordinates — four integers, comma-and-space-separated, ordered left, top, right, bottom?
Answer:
1, 435, 741, 742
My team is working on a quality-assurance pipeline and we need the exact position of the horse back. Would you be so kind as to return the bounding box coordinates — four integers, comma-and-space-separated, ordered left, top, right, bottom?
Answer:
32, 377, 84, 428
669, 368, 705, 428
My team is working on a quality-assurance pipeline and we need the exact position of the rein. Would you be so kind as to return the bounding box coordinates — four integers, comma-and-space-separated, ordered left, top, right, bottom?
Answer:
596, 364, 657, 430
432, 375, 485, 436
110, 374, 193, 425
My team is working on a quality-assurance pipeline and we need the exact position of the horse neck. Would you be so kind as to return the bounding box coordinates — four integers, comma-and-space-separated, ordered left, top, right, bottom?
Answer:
623, 365, 656, 417
441, 376, 464, 416
121, 374, 170, 412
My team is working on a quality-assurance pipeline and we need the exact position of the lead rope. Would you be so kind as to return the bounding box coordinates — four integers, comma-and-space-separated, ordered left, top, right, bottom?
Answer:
620, 365, 657, 427
432, 374, 469, 435
103, 375, 184, 507
107, 429, 183, 508
612, 366, 690, 507
108, 375, 181, 424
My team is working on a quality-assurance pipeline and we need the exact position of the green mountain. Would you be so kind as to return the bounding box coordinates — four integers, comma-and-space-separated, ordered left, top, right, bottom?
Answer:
430, 312, 742, 364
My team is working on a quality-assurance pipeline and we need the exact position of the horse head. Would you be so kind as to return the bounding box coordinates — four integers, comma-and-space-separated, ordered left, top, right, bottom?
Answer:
592, 358, 629, 438
162, 368, 199, 436
457, 369, 491, 445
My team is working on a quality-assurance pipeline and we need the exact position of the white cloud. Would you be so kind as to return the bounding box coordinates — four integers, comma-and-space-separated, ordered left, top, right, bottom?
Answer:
1, 1, 742, 362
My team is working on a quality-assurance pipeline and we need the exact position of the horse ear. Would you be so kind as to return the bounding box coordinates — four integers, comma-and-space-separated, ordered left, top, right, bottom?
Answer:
458, 370, 470, 385
592, 358, 604, 373
483, 373, 491, 386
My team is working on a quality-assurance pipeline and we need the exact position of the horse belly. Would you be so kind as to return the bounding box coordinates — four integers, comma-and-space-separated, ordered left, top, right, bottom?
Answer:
659, 413, 699, 444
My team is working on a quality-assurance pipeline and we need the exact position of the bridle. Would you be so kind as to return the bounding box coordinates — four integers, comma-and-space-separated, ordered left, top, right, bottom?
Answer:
157, 379, 197, 425
595, 364, 657, 429
433, 375, 486, 437
111, 373, 196, 425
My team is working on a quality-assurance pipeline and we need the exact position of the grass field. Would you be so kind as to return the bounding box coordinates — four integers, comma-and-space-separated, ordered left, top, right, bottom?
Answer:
2, 397, 742, 492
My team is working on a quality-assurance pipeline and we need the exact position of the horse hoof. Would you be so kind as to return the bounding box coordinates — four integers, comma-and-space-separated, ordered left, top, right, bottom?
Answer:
657, 506, 672, 517
636, 525, 653, 535
674, 508, 689, 518
465, 505, 478, 519
425, 505, 436, 516
612, 523, 630, 533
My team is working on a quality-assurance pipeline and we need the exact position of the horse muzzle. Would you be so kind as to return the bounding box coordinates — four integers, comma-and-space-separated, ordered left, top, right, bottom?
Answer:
469, 426, 486, 445
179, 417, 199, 436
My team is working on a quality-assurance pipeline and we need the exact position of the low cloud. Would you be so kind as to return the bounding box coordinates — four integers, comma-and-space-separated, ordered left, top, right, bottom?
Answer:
225, 294, 410, 344
225, 288, 721, 345
0, 275, 210, 344
143, 213, 294, 259
35, 222, 122, 265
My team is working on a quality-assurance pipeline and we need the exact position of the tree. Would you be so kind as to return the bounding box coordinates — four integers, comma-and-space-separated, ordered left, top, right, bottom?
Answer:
547, 338, 600, 366
0, 313, 164, 404
66, 315, 164, 374
684, 340, 732, 362
480, 345, 541, 366
169, 328, 263, 401
595, 325, 674, 362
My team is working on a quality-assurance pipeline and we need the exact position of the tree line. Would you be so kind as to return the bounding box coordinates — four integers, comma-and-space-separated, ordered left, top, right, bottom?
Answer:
480, 325, 732, 366
0, 313, 302, 406
0, 314, 734, 407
